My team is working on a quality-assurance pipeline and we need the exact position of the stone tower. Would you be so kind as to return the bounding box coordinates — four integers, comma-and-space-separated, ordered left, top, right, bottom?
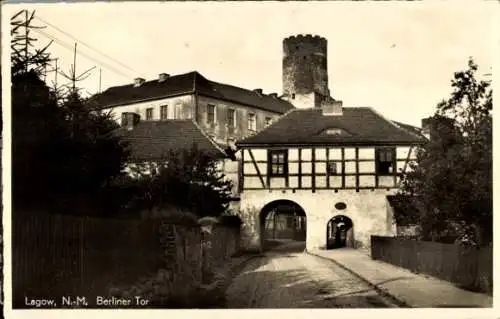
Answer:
282, 34, 330, 109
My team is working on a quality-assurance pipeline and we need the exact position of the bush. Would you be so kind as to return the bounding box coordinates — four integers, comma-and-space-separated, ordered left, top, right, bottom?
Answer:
144, 207, 199, 226
218, 215, 242, 228
108, 267, 228, 308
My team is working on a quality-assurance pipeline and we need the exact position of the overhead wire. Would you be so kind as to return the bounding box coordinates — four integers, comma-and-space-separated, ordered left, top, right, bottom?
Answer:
32, 28, 134, 79
34, 15, 145, 77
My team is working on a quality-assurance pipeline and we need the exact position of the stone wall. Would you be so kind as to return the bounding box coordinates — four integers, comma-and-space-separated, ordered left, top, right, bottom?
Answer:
238, 188, 397, 251
12, 211, 241, 308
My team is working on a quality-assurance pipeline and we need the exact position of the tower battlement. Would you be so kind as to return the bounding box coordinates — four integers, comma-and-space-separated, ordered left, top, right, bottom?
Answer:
283, 34, 327, 57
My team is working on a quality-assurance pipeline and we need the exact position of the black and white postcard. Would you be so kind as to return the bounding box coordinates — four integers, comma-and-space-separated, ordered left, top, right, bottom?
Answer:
1, 1, 497, 319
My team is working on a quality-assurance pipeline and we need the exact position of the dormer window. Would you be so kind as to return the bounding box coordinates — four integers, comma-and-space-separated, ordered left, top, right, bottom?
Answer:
320, 127, 351, 136
326, 128, 343, 135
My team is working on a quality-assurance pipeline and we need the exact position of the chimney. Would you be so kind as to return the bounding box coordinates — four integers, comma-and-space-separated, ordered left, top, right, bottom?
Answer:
253, 88, 263, 96
421, 115, 456, 141
322, 99, 343, 116
421, 117, 431, 140
269, 93, 278, 99
121, 112, 141, 130
134, 77, 146, 87
158, 73, 170, 82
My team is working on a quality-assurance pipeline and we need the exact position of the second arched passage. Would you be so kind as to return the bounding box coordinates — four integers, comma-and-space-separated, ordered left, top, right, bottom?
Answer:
326, 215, 354, 249
260, 200, 307, 252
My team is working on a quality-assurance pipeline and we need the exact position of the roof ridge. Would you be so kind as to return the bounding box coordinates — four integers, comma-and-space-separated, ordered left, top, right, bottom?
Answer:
105, 71, 200, 90
206, 79, 284, 100
142, 119, 192, 122
190, 119, 228, 156
391, 120, 426, 140
367, 107, 410, 132
236, 107, 298, 145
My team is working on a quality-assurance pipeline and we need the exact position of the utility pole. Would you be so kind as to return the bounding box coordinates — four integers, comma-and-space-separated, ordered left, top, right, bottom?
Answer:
24, 10, 29, 73
54, 58, 58, 89
72, 42, 77, 93
59, 42, 96, 96
98, 68, 102, 93
11, 9, 52, 76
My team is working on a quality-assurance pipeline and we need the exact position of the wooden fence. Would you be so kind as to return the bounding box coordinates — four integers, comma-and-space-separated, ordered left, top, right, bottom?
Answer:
371, 236, 493, 295
12, 211, 241, 308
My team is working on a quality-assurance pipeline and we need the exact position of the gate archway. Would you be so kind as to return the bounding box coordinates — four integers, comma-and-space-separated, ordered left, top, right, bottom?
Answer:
260, 200, 306, 252
326, 215, 354, 249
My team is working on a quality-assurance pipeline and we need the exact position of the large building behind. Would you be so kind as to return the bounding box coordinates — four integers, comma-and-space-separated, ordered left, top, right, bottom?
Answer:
89, 71, 295, 148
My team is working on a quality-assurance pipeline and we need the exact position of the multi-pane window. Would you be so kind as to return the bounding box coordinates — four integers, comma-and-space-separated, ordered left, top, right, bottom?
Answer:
146, 108, 153, 120
207, 104, 216, 125
376, 148, 396, 175
160, 105, 168, 120
175, 104, 183, 119
121, 113, 129, 126
269, 150, 288, 177
248, 113, 256, 131
327, 161, 339, 175
265, 117, 272, 127
227, 108, 236, 132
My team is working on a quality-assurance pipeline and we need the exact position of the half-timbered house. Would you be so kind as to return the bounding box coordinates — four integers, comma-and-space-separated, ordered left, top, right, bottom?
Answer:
235, 103, 427, 251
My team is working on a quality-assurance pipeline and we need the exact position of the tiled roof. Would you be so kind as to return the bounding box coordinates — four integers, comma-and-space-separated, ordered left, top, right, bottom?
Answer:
89, 71, 295, 114
236, 107, 427, 147
115, 119, 229, 161
392, 120, 426, 139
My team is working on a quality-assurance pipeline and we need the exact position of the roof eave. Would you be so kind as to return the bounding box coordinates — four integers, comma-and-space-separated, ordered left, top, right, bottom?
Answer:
236, 140, 426, 148
94, 91, 196, 110
196, 92, 293, 115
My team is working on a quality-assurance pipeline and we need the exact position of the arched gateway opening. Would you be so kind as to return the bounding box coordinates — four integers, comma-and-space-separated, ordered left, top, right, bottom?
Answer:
326, 215, 354, 249
260, 200, 306, 252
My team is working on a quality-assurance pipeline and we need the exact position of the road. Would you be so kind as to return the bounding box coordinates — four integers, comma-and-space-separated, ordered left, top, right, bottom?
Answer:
225, 241, 399, 308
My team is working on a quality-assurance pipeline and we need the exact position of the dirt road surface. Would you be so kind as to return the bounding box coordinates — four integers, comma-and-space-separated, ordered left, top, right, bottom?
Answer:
225, 241, 399, 308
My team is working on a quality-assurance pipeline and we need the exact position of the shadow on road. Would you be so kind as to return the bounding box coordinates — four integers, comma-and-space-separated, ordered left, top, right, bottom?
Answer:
263, 239, 306, 254
225, 251, 394, 308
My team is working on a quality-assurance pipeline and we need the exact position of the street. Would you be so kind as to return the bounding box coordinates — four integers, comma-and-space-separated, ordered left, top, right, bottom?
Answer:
225, 241, 399, 308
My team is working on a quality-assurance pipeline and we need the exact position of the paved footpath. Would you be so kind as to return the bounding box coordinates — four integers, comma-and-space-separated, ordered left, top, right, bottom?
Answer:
225, 244, 401, 308
309, 248, 493, 308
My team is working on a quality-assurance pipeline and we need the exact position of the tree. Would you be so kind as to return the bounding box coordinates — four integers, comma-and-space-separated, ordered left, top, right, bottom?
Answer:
11, 10, 52, 77
396, 58, 492, 246
48, 91, 130, 213
128, 146, 234, 219
11, 70, 65, 210
11, 10, 130, 214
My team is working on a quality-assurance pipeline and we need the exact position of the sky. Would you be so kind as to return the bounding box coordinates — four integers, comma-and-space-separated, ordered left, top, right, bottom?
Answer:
3, 1, 496, 127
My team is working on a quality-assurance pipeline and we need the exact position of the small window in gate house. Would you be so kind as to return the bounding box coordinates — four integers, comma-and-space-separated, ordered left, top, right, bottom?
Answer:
327, 161, 339, 175
376, 148, 396, 175
268, 150, 288, 177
